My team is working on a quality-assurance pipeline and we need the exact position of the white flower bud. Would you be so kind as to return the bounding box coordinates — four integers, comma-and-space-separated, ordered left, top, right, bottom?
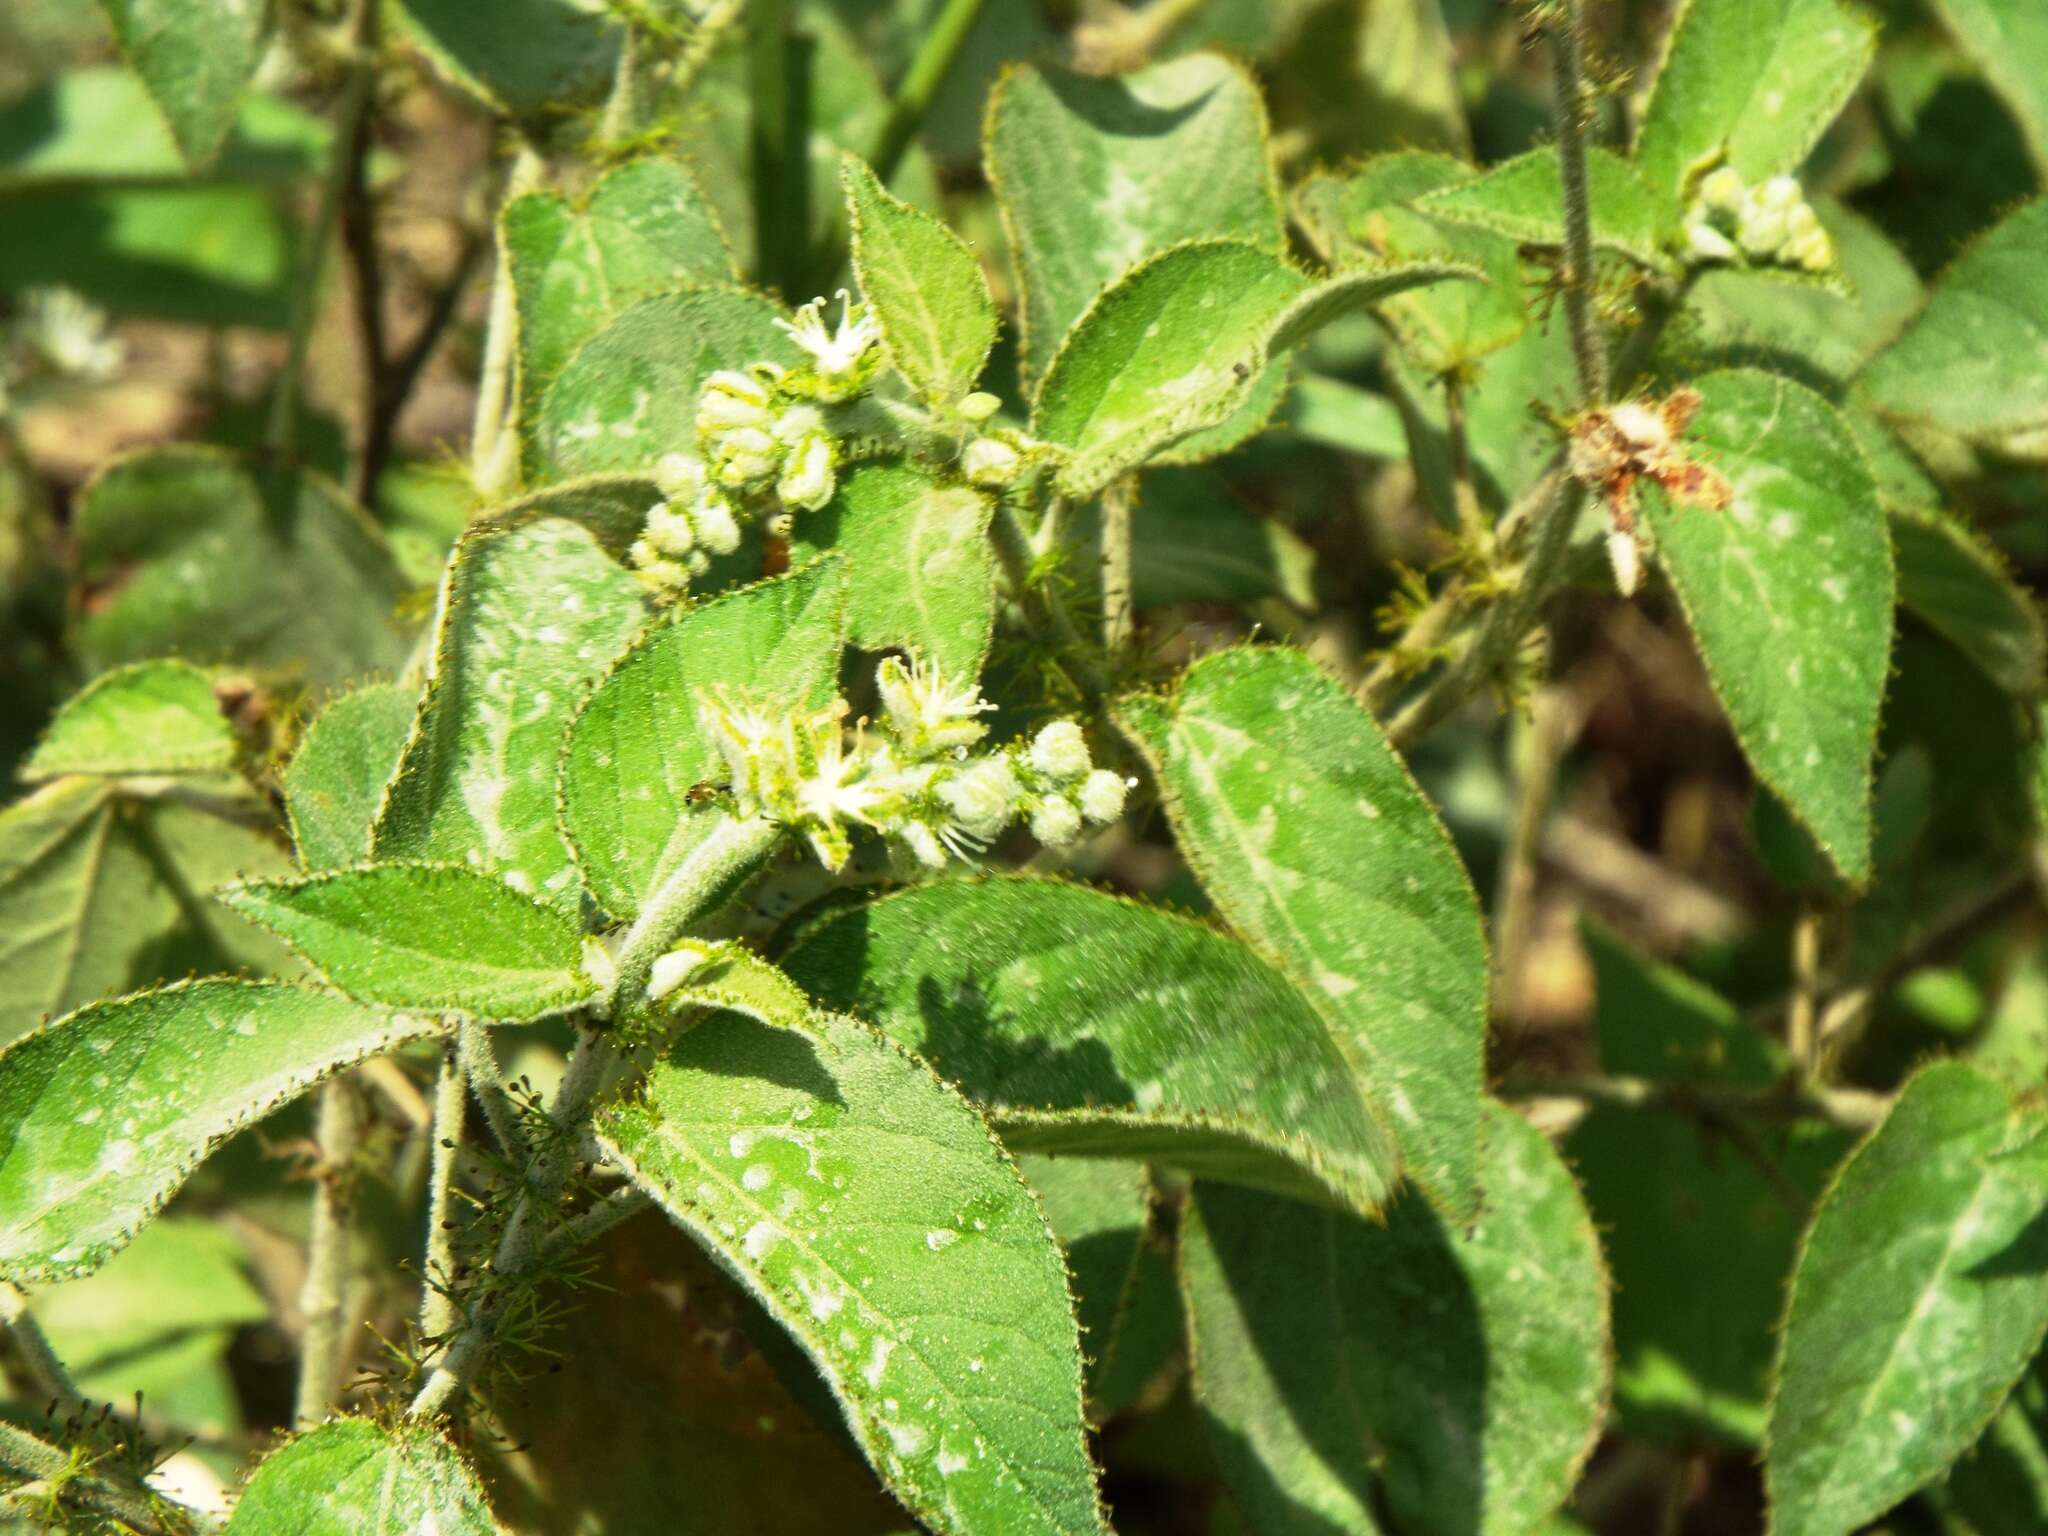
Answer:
1696, 166, 1746, 213
694, 490, 743, 555
1755, 176, 1803, 212
1027, 720, 1092, 782
1683, 217, 1738, 265
647, 943, 713, 1003
655, 452, 708, 500
899, 820, 947, 868
1784, 224, 1835, 273
713, 426, 781, 487
938, 756, 1021, 842
580, 936, 619, 992
1607, 526, 1643, 597
644, 501, 696, 556
1030, 794, 1083, 847
958, 391, 1002, 424
697, 371, 774, 432
963, 435, 1023, 489
772, 404, 826, 447
1078, 768, 1130, 826
777, 432, 838, 512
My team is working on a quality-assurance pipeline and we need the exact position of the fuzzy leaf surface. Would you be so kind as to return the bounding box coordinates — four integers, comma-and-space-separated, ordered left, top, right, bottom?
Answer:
1767, 1062, 2048, 1536
558, 561, 846, 919
985, 54, 1281, 395
0, 980, 438, 1282
843, 156, 998, 404
1117, 646, 1488, 1218
1414, 146, 1675, 268
1182, 1104, 1608, 1536
94, 0, 268, 167
788, 462, 994, 679
374, 517, 644, 904
1633, 0, 1877, 197
226, 1417, 500, 1536
220, 865, 591, 1020
781, 877, 1400, 1217
1890, 509, 2046, 697
600, 1007, 1107, 1536
1641, 369, 1892, 884
21, 660, 235, 782
392, 0, 618, 121
1929, 0, 2048, 175
282, 682, 417, 872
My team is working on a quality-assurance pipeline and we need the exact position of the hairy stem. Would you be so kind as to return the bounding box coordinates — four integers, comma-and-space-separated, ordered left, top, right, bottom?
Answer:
418, 1042, 465, 1346
1490, 686, 1577, 1029
610, 814, 789, 1015
0, 1420, 188, 1536
0, 1282, 83, 1418
294, 1077, 360, 1426
868, 0, 989, 184
470, 146, 545, 500
459, 1018, 527, 1163
989, 500, 1111, 703
671, 0, 745, 104
1547, 0, 1608, 402
1098, 478, 1135, 661
1786, 902, 1823, 1075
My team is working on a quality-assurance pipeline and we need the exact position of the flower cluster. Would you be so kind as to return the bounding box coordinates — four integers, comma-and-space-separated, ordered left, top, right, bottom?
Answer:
1681, 169, 1834, 273
697, 655, 1132, 873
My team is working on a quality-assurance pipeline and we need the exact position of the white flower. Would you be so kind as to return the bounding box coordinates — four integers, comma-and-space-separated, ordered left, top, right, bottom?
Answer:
655, 452, 710, 500
875, 654, 994, 757
647, 943, 714, 1003
21, 287, 121, 383
1753, 176, 1803, 212
1078, 769, 1130, 826
1027, 720, 1091, 783
776, 290, 880, 399
938, 756, 1022, 843
898, 820, 948, 868
777, 431, 837, 512
1030, 794, 1083, 847
963, 435, 1023, 489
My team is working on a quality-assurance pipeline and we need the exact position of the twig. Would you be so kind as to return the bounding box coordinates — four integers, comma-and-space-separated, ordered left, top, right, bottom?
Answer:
1442, 374, 1489, 544
418, 1042, 465, 1345
1786, 902, 1823, 1075
353, 223, 487, 507
1491, 686, 1578, 1028
536, 1188, 653, 1266
459, 1019, 527, 1163
294, 1078, 360, 1426
0, 1420, 186, 1536
1497, 1070, 1888, 1131
1547, 0, 1608, 403
1099, 478, 1135, 661
868, 0, 990, 184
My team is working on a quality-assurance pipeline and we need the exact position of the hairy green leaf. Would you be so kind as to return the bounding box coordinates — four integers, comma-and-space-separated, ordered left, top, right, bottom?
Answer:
21, 660, 235, 782
74, 449, 409, 691
600, 1007, 1108, 1536
1642, 369, 1891, 884
220, 864, 591, 1020
1937, 1360, 2048, 1535
1182, 1104, 1608, 1536
1414, 146, 1675, 269
503, 157, 735, 431
1767, 1062, 2048, 1536
1860, 198, 2048, 448
780, 877, 1400, 1217
1070, 466, 1316, 611
94, 0, 269, 168
1890, 509, 2046, 697
843, 155, 998, 404
373, 517, 645, 903
393, 0, 619, 122
226, 1417, 500, 1536
282, 683, 417, 872
1634, 0, 1877, 197
0, 979, 438, 1282
558, 560, 846, 919
533, 288, 799, 481
1930, 0, 2048, 176
788, 461, 994, 679
1118, 645, 1488, 1218
985, 54, 1282, 396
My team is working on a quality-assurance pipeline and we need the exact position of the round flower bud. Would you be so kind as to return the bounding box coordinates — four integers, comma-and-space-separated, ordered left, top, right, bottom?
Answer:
697, 371, 774, 432
1027, 720, 1092, 783
963, 435, 1023, 489
655, 452, 708, 500
1683, 217, 1738, 265
777, 431, 838, 512
772, 403, 826, 447
938, 756, 1022, 842
1784, 225, 1834, 273
1755, 176, 1803, 212
1030, 794, 1083, 847
958, 391, 1002, 425
713, 426, 781, 487
693, 490, 743, 555
644, 501, 696, 556
1696, 166, 1746, 213
1078, 768, 1130, 826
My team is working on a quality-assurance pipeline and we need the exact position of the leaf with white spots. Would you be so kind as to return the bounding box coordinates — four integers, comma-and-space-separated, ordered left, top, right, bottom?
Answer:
984, 54, 1283, 396
0, 980, 440, 1283
1766, 1062, 2048, 1536
1117, 645, 1489, 1220
282, 682, 417, 872
558, 560, 847, 920
374, 516, 646, 904
599, 1006, 1108, 1536
1641, 369, 1893, 884
225, 1417, 501, 1536
788, 461, 995, 680
95, 0, 270, 168
219, 864, 593, 1021
781, 877, 1400, 1219
1633, 0, 1877, 200
1181, 1104, 1609, 1536
21, 659, 237, 782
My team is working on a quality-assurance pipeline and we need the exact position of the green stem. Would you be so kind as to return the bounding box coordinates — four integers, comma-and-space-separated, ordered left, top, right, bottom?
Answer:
1098, 478, 1135, 662
294, 1077, 360, 1426
867, 0, 988, 185
469, 146, 545, 500
267, 0, 379, 463
0, 1420, 187, 1536
459, 1019, 527, 1163
0, 1282, 83, 1418
417, 1042, 464, 1347
989, 500, 1111, 704
1786, 902, 1823, 1076
671, 0, 745, 104
1547, 0, 1608, 403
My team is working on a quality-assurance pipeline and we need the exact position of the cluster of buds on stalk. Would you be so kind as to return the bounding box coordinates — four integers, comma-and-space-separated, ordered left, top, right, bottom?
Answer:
696, 654, 1132, 873
1681, 168, 1834, 273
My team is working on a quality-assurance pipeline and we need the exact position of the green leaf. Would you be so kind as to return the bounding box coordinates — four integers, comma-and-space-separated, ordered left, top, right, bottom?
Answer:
1033, 241, 1471, 498
392, 0, 619, 122
842, 155, 998, 404
1072, 466, 1316, 611
1860, 198, 2048, 449
220, 864, 592, 1021
95, 0, 270, 168
1117, 645, 1488, 1219
1641, 369, 1893, 885
473, 472, 665, 560
0, 979, 439, 1282
1930, 0, 2048, 177
599, 1007, 1108, 1536
1766, 1062, 2048, 1536
1939, 1360, 2048, 1536
780, 877, 1400, 1218
1633, 0, 1878, 198
282, 682, 418, 873
227, 1417, 500, 1536
503, 157, 736, 432
74, 449, 410, 691
1181, 1103, 1609, 1536
788, 461, 995, 680
1414, 146, 1676, 269
1294, 152, 1528, 372
532, 289, 799, 482
1890, 509, 2046, 697
21, 660, 235, 782
0, 776, 296, 1047
985, 54, 1283, 395
558, 560, 845, 920
374, 517, 645, 904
